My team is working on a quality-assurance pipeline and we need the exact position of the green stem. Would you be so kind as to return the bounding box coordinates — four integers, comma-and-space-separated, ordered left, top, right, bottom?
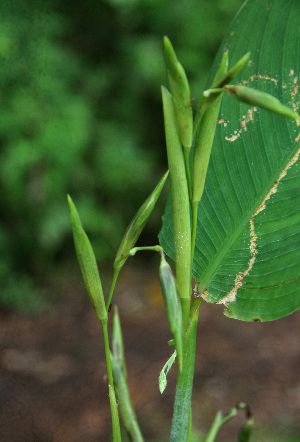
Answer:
193, 108, 205, 137
128, 245, 162, 257
108, 385, 122, 442
170, 297, 202, 441
101, 318, 114, 388
189, 296, 202, 322
106, 268, 120, 312
204, 403, 250, 442
204, 411, 223, 442
181, 298, 191, 330
114, 245, 162, 269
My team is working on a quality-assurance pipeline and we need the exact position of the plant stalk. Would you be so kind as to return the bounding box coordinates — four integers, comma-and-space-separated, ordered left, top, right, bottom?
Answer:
101, 318, 114, 389
106, 268, 120, 312
170, 297, 202, 441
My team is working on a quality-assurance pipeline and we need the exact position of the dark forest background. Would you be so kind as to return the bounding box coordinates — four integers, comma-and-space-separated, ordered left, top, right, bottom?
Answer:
0, 0, 244, 312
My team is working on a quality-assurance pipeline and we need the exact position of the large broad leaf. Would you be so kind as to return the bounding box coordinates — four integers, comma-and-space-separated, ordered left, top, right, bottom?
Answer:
159, 0, 300, 322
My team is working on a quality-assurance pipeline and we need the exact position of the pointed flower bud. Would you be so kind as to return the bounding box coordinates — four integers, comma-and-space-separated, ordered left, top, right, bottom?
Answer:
114, 171, 169, 270
161, 85, 191, 326
193, 51, 228, 205
196, 51, 229, 122
68, 195, 107, 321
159, 252, 184, 371
196, 52, 251, 121
163, 36, 193, 149
224, 85, 300, 121
213, 52, 250, 88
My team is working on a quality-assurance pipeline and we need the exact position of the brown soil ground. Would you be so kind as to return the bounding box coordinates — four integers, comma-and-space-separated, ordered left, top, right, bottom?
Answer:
1, 266, 300, 441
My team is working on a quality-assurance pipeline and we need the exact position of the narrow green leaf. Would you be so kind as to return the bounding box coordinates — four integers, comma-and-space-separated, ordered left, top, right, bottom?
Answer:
67, 195, 107, 321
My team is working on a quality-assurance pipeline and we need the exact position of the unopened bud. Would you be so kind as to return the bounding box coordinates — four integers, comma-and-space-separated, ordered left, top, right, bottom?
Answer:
213, 52, 250, 88
163, 36, 193, 149
114, 171, 169, 270
224, 85, 300, 121
68, 195, 107, 321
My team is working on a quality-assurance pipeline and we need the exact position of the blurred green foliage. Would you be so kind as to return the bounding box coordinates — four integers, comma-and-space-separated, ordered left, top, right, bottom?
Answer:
0, 0, 243, 312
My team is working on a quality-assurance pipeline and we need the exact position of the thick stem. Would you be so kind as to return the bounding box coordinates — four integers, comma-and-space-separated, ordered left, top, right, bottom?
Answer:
181, 298, 191, 329
170, 297, 202, 441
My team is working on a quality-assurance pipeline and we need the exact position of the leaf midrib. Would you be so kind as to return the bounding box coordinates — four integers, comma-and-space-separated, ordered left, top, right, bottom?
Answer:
195, 139, 300, 295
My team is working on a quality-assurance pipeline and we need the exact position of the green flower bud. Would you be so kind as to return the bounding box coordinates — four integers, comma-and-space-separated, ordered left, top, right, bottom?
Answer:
224, 85, 300, 121
213, 52, 250, 88
195, 52, 250, 133
159, 252, 184, 372
114, 170, 169, 270
67, 195, 107, 321
193, 51, 228, 205
161, 86, 191, 326
195, 51, 229, 135
163, 36, 193, 149
196, 52, 251, 122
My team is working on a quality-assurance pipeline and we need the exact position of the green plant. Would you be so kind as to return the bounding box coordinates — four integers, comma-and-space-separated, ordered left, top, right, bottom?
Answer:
68, 0, 300, 440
